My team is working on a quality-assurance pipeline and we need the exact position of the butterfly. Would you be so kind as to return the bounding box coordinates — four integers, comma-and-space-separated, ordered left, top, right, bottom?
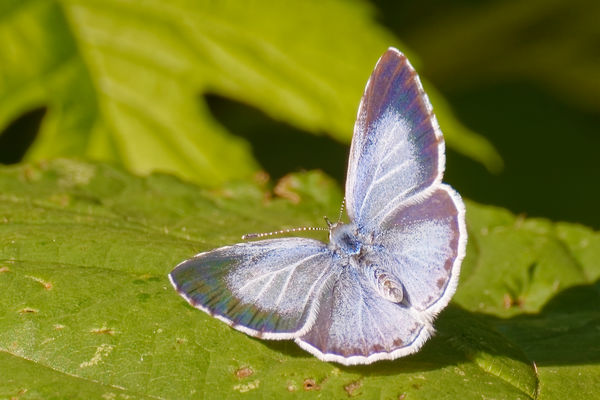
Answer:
169, 47, 467, 365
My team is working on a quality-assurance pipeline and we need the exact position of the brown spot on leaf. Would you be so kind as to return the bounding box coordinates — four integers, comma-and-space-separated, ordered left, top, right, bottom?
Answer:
344, 380, 362, 397
274, 175, 301, 204
0, 266, 10, 273
253, 170, 270, 186
19, 307, 38, 314
503, 293, 513, 309
253, 171, 273, 204
90, 326, 116, 335
503, 293, 525, 309
235, 367, 253, 379
10, 387, 28, 399
303, 378, 320, 391
398, 394, 407, 400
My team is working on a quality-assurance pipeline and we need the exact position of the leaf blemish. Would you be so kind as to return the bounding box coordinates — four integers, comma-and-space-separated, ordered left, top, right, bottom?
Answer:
344, 380, 362, 397
12, 388, 28, 398
0, 266, 10, 273
253, 170, 270, 186
303, 378, 320, 391
41, 337, 55, 345
503, 293, 524, 309
286, 382, 297, 392
90, 325, 117, 335
79, 343, 114, 368
233, 379, 259, 393
274, 175, 301, 204
25, 275, 52, 290
19, 307, 38, 314
235, 366, 253, 379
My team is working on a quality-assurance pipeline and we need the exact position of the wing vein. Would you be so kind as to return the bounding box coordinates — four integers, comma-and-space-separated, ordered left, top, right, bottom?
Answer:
356, 136, 407, 219
273, 253, 323, 307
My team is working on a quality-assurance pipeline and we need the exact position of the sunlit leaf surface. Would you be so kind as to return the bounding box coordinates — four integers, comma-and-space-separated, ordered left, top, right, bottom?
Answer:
1, 160, 598, 399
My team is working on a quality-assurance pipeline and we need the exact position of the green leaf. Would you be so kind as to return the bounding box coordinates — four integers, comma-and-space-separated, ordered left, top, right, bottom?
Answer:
0, 0, 501, 185
1, 159, 598, 399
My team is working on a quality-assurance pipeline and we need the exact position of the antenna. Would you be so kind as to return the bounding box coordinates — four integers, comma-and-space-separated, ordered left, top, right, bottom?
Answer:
242, 198, 346, 240
337, 197, 346, 223
242, 226, 328, 240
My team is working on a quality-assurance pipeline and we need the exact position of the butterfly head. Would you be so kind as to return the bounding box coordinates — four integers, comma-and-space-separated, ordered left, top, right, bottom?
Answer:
328, 222, 364, 256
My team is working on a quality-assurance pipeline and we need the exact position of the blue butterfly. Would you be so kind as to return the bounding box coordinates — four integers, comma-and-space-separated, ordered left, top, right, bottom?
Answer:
169, 47, 467, 365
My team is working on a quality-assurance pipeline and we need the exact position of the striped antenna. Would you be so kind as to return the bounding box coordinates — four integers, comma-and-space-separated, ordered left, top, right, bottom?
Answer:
242, 226, 328, 240
242, 198, 346, 240
337, 197, 346, 223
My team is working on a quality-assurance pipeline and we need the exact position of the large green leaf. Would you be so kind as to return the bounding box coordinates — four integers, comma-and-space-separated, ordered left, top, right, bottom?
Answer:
0, 0, 502, 185
0, 159, 598, 399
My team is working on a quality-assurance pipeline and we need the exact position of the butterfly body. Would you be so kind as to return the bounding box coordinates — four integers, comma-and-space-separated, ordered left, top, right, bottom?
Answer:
169, 47, 467, 365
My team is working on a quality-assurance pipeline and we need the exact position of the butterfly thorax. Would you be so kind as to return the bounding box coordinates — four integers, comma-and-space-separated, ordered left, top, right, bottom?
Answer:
328, 222, 364, 257
328, 222, 405, 304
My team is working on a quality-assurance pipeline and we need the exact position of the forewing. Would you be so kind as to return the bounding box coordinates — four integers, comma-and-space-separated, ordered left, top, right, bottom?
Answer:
169, 238, 336, 339
346, 47, 445, 232
377, 185, 467, 315
296, 264, 434, 365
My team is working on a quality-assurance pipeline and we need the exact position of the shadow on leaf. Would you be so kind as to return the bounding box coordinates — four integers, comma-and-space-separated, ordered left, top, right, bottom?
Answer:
249, 279, 599, 374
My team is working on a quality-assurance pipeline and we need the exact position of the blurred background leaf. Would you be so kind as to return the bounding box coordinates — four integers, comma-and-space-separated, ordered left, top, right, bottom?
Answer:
2, 1, 597, 228
0, 0, 499, 185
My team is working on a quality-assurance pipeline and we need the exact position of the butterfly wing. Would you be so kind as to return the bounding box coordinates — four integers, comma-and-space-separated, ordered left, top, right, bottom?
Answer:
376, 185, 467, 315
296, 264, 434, 365
296, 186, 466, 365
346, 48, 445, 232
169, 238, 338, 339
